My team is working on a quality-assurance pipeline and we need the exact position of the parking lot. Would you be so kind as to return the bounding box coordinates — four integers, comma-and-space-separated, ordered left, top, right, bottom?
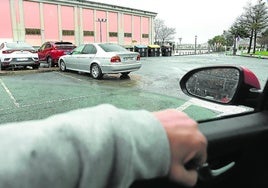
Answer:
1, 54, 268, 124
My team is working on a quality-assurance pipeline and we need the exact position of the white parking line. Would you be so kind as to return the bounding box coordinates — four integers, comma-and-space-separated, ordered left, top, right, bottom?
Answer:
56, 72, 82, 81
176, 100, 192, 111
0, 78, 20, 108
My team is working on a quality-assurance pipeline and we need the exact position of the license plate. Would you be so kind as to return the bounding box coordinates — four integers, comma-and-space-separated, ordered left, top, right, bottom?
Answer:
17, 58, 28, 61
123, 57, 134, 61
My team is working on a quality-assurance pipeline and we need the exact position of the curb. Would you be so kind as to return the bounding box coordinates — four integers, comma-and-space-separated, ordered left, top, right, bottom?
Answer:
0, 67, 59, 76
237, 54, 268, 59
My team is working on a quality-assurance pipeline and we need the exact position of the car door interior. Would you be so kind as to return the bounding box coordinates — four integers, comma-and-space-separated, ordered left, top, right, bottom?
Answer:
131, 67, 268, 188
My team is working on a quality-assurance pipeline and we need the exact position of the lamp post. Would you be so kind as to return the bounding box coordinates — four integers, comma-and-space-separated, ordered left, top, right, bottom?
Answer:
179, 37, 182, 46
96, 18, 107, 43
194, 35, 197, 55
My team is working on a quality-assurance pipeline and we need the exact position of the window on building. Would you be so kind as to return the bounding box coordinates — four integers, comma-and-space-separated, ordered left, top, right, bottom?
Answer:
25, 28, 41, 35
62, 30, 75, 36
84, 31, 94, 36
109, 32, 118, 37
124, 33, 132, 38
142, 34, 149, 38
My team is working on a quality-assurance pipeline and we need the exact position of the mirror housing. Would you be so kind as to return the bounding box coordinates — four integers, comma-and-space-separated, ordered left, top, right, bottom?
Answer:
180, 66, 261, 108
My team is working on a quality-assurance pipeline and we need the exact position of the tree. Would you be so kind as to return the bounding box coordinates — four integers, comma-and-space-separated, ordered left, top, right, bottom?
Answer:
208, 35, 226, 52
223, 30, 235, 47
228, 16, 250, 55
251, 0, 268, 53
258, 28, 268, 50
240, 0, 268, 53
154, 18, 176, 44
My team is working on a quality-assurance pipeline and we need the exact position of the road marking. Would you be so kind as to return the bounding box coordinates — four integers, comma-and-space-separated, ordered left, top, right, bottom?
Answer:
176, 100, 192, 111
56, 72, 82, 81
15, 92, 109, 110
176, 98, 249, 116
0, 78, 20, 108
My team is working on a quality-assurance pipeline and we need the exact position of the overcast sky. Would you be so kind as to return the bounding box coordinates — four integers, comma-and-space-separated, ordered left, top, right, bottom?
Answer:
90, 0, 260, 44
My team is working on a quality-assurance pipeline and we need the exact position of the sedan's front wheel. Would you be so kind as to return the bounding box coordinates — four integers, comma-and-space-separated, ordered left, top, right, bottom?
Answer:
91, 64, 103, 79
60, 60, 66, 71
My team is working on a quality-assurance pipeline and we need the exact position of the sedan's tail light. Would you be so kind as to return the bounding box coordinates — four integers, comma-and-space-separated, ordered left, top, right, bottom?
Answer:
110, 55, 121, 63
2, 50, 14, 54
137, 54, 141, 61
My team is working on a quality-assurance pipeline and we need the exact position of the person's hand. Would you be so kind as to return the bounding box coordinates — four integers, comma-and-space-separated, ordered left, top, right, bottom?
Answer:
153, 109, 207, 187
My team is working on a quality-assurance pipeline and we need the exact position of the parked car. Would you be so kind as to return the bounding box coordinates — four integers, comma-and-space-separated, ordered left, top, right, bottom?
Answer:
0, 41, 39, 70
38, 41, 76, 67
58, 43, 142, 79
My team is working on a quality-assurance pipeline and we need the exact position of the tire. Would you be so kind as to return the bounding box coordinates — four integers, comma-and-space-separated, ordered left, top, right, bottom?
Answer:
91, 64, 103, 79
60, 60, 66, 72
32, 65, 39, 69
121, 72, 130, 76
120, 72, 130, 79
47, 56, 53, 67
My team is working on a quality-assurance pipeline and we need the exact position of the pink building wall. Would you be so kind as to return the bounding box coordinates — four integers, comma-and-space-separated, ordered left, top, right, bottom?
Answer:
83, 8, 94, 43
15, 0, 20, 29
141, 17, 149, 44
133, 16, 141, 44
108, 12, 118, 43
0, 0, 155, 46
123, 14, 132, 44
23, 1, 41, 45
61, 6, 75, 43
0, 0, 13, 40
96, 10, 107, 42
44, 4, 59, 41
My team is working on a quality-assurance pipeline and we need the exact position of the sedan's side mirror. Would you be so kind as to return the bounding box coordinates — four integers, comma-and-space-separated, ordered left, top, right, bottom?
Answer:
180, 66, 261, 108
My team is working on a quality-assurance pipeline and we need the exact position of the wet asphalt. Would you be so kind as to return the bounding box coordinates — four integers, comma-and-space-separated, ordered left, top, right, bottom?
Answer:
1, 54, 267, 124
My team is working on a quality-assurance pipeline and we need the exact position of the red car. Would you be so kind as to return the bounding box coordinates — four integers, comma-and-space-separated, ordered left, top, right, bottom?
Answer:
38, 41, 76, 67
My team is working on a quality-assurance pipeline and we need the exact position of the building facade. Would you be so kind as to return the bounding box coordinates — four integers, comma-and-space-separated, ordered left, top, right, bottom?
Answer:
0, 0, 157, 46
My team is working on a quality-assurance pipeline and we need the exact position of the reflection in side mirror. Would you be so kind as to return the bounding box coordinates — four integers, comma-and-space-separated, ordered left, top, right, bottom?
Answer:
181, 67, 240, 104
180, 66, 261, 108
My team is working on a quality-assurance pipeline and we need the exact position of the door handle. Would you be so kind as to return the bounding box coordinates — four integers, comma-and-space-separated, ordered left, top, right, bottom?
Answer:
198, 162, 235, 181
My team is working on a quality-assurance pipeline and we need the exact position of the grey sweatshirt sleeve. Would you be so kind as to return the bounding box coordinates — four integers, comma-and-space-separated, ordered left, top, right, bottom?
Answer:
0, 104, 171, 188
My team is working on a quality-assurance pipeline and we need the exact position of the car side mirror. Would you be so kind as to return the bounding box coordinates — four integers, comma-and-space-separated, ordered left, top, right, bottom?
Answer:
180, 66, 261, 108
68, 51, 74, 55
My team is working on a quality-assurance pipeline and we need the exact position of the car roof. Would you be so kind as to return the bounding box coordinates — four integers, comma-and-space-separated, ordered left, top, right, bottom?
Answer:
3, 41, 34, 48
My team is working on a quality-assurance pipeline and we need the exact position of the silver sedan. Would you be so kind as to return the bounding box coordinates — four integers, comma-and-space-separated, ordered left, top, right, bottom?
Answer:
58, 43, 142, 79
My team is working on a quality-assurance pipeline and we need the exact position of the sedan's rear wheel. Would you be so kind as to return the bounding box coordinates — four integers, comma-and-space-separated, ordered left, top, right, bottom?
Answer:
91, 64, 103, 79
60, 60, 66, 72
121, 72, 130, 76
120, 72, 130, 79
